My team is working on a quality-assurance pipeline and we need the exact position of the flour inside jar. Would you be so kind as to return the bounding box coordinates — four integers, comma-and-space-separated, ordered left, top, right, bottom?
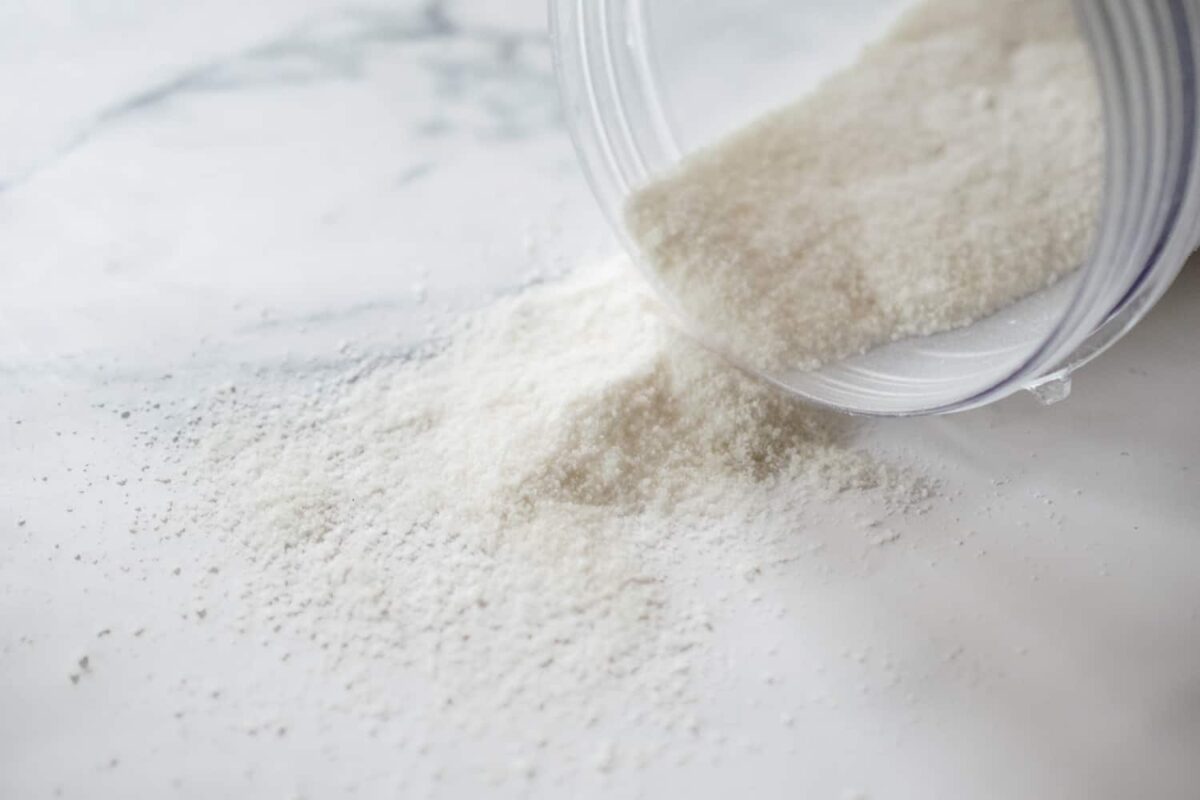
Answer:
626, 0, 1103, 373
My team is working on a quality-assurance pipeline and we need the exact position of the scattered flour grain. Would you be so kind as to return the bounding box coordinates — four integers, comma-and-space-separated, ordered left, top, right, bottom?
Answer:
191, 258, 928, 750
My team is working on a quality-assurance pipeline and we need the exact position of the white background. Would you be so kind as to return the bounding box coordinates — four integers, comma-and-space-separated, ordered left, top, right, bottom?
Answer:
2, 1, 1198, 797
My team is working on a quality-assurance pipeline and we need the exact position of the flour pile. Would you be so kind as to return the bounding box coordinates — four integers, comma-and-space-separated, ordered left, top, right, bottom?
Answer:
191, 259, 927, 746
627, 0, 1103, 372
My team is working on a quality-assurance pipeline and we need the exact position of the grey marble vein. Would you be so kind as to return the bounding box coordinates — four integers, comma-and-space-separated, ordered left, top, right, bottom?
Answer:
0, 0, 555, 193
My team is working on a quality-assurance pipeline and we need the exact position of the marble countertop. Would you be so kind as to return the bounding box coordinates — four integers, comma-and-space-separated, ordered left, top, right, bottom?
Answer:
2, 2, 1199, 798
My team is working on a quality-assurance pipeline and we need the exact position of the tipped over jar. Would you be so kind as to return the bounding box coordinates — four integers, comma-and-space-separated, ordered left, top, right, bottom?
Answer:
551, 0, 1200, 415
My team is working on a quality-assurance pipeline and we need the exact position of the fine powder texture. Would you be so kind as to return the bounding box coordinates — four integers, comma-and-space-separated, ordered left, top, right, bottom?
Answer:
626, 0, 1103, 372
190, 259, 928, 756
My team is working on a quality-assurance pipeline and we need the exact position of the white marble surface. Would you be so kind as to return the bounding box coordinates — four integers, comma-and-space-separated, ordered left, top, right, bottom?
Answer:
2, 2, 1200, 798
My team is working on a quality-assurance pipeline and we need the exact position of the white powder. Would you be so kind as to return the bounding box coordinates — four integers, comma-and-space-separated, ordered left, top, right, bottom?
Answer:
189, 258, 928, 765
626, 0, 1103, 372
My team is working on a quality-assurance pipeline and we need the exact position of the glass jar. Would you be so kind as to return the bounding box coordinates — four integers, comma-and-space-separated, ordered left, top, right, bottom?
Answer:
549, 0, 1200, 415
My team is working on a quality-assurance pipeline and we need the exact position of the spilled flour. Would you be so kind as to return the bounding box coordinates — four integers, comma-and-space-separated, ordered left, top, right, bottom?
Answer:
189, 258, 929, 761
627, 0, 1103, 372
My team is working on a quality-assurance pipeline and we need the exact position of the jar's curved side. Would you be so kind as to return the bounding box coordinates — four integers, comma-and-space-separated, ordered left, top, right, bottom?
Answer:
951, 0, 1200, 406
1030, 0, 1200, 386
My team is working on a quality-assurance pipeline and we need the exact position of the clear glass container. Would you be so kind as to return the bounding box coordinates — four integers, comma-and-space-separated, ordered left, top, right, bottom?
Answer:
549, 0, 1200, 415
